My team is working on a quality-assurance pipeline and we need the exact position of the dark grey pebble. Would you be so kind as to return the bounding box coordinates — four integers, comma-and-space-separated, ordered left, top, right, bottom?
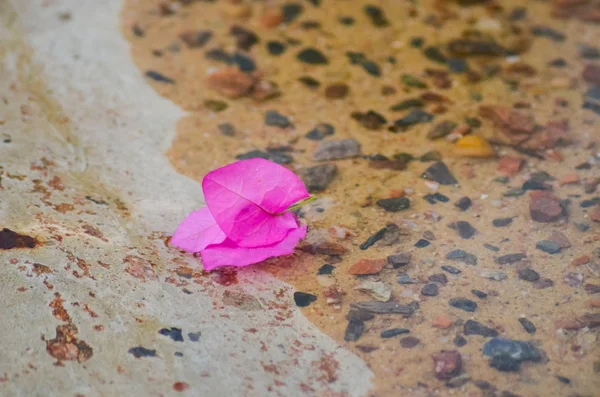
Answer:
361, 61, 381, 77
471, 289, 487, 299
442, 265, 461, 274
464, 319, 498, 337
298, 76, 320, 88
428, 273, 448, 285
579, 43, 600, 59
489, 355, 521, 372
518, 318, 536, 334
377, 197, 411, 212
128, 346, 157, 358
297, 48, 328, 65
301, 164, 337, 192
360, 227, 388, 250
397, 272, 417, 284
453, 335, 467, 347
391, 98, 424, 112
158, 327, 184, 342
518, 268, 540, 282
448, 39, 505, 56
421, 283, 439, 296
400, 336, 420, 348
446, 249, 478, 266
423, 46, 447, 64
318, 264, 335, 275
494, 176, 510, 184
495, 253, 527, 265
217, 122, 235, 137
230, 25, 259, 51
381, 328, 410, 338
483, 243, 500, 252
449, 298, 477, 312
347, 309, 375, 322
492, 218, 513, 227
293, 291, 317, 307
204, 48, 232, 63
447, 58, 468, 73
483, 337, 542, 362
548, 58, 567, 67
187, 332, 201, 342
451, 221, 477, 239
556, 375, 571, 384
174, 352, 183, 357
351, 301, 416, 315
415, 239, 430, 248
180, 30, 212, 48
422, 162, 458, 185
427, 120, 457, 140
344, 319, 365, 342
145, 70, 175, 84
236, 150, 292, 165
454, 196, 472, 211
387, 253, 411, 268
433, 193, 449, 202
351, 110, 387, 130
536, 240, 561, 254
503, 187, 524, 197
267, 40, 286, 56
282, 3, 303, 23
265, 110, 292, 128
305, 123, 335, 140
531, 25, 566, 42
522, 179, 552, 191
364, 4, 389, 27
313, 139, 361, 161
232, 52, 255, 72
394, 110, 434, 129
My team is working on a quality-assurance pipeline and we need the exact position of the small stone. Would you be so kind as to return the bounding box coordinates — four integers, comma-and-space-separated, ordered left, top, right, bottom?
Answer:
429, 273, 448, 285
454, 197, 472, 211
451, 221, 477, 239
464, 320, 498, 337
394, 110, 434, 129
297, 48, 328, 65
348, 259, 386, 275
300, 164, 337, 192
518, 318, 536, 334
359, 227, 388, 250
533, 278, 554, 289
217, 122, 235, 137
377, 197, 411, 212
318, 264, 335, 275
325, 83, 349, 99
442, 265, 461, 274
483, 337, 541, 365
427, 121, 457, 140
536, 240, 561, 254
313, 139, 361, 161
432, 314, 453, 329
518, 268, 540, 282
421, 283, 439, 296
564, 272, 583, 287
489, 355, 521, 372
529, 190, 565, 223
387, 253, 411, 268
265, 110, 292, 128
294, 291, 317, 307
390, 98, 424, 111
352, 110, 387, 130
531, 25, 566, 42
347, 310, 375, 322
400, 336, 420, 348
344, 319, 365, 342
298, 76, 320, 88
305, 123, 335, 140
415, 239, 431, 248
401, 74, 428, 89
483, 243, 500, 252
351, 301, 416, 315
397, 273, 417, 284
449, 298, 477, 312
229, 25, 258, 50
548, 231, 570, 249
381, 328, 410, 338
179, 30, 213, 48
446, 249, 478, 265
354, 281, 391, 302
266, 40, 286, 55
422, 162, 458, 185
231, 52, 256, 72
480, 271, 508, 281
453, 335, 467, 347
432, 350, 462, 380
495, 253, 527, 265
492, 218, 513, 227
205, 67, 255, 98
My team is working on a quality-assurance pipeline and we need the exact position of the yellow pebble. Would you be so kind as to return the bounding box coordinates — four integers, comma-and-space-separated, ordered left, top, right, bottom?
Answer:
453, 135, 496, 158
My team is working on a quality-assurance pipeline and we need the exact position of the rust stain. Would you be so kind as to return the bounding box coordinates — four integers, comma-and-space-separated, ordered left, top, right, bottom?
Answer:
124, 255, 158, 281
49, 293, 71, 322
0, 228, 39, 249
53, 203, 75, 213
81, 224, 108, 242
32, 263, 52, 275
45, 324, 93, 364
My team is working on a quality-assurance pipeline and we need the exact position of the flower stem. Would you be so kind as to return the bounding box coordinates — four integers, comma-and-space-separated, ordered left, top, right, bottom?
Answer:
287, 196, 317, 212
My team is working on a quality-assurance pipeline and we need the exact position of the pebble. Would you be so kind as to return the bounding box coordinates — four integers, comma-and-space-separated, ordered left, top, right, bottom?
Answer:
381, 328, 410, 338
400, 336, 420, 348
422, 162, 458, 185
355, 281, 391, 302
217, 122, 235, 137
282, 3, 303, 23
442, 265, 461, 274
533, 278, 554, 289
387, 253, 411, 268
451, 221, 477, 239
483, 243, 500, 252
146, 70, 175, 84
313, 139, 362, 161
325, 83, 349, 99
294, 291, 317, 307
179, 30, 213, 48
205, 67, 254, 98
390, 98, 424, 112
480, 271, 508, 281
549, 231, 571, 248
297, 48, 328, 64
394, 110, 434, 129
397, 272, 417, 284
454, 196, 472, 211
421, 283, 439, 296
348, 259, 386, 275
264, 110, 292, 128
266, 40, 286, 55
449, 298, 477, 312
518, 318, 537, 334
236, 150, 292, 164
377, 197, 411, 212
231, 52, 255, 72
187, 332, 201, 342
352, 110, 387, 130
446, 249, 478, 265
300, 164, 337, 192
531, 25, 566, 42
318, 264, 335, 275
344, 319, 365, 342
483, 337, 542, 372
351, 301, 416, 315
492, 217, 513, 227
495, 253, 527, 265
401, 74, 428, 89
536, 240, 561, 254
529, 190, 565, 223
448, 39, 505, 57
453, 335, 467, 347
497, 156, 525, 176
359, 227, 388, 250
429, 273, 448, 285
463, 320, 498, 337
229, 25, 258, 50
298, 76, 320, 88
432, 350, 462, 380
489, 355, 521, 372
415, 239, 431, 248
347, 310, 375, 322
518, 268, 540, 282
305, 123, 335, 140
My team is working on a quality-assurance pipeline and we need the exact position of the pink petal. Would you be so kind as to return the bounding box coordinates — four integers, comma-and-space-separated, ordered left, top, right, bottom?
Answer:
202, 158, 309, 247
171, 207, 226, 252
200, 224, 307, 271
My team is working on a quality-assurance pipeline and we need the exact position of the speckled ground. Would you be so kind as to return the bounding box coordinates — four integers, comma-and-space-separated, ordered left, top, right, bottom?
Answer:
121, 0, 600, 396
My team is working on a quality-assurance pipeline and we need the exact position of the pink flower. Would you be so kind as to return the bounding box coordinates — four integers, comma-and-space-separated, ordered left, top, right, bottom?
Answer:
171, 159, 310, 270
